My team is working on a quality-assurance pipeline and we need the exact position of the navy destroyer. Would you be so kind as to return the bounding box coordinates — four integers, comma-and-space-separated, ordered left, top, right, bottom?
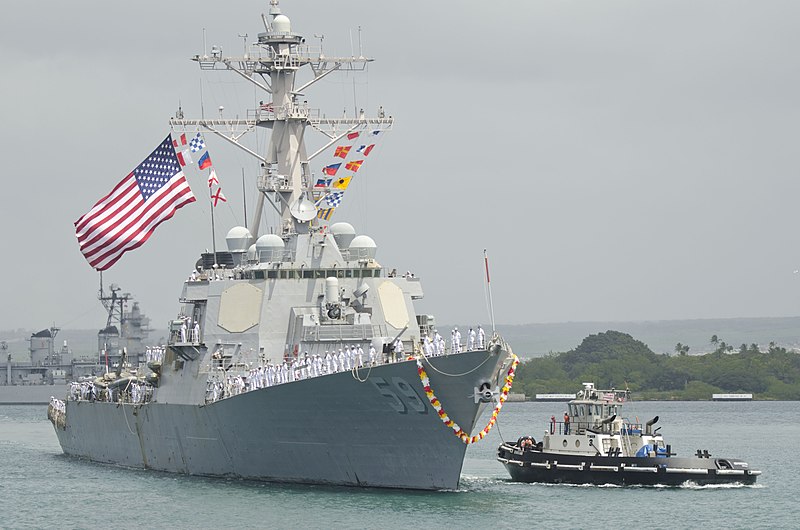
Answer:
48, 1, 517, 490
497, 383, 760, 486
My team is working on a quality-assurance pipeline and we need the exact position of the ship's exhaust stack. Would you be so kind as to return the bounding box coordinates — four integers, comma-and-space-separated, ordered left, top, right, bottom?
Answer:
645, 415, 659, 435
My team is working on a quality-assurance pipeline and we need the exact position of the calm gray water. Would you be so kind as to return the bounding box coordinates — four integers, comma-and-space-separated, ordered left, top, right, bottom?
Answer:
0, 401, 793, 529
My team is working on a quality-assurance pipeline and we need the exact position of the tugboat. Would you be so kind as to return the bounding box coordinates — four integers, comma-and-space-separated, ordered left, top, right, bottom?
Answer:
497, 383, 760, 486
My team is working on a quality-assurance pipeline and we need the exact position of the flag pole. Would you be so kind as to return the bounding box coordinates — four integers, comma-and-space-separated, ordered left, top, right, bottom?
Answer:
241, 168, 248, 228
484, 249, 496, 334
210, 176, 217, 268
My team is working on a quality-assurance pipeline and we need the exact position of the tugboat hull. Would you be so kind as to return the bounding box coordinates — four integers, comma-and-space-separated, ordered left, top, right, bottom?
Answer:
497, 445, 760, 486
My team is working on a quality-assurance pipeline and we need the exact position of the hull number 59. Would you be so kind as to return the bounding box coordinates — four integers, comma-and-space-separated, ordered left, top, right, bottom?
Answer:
370, 377, 428, 414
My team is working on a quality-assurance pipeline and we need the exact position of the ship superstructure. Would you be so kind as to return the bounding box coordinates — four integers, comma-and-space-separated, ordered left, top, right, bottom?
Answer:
49, 2, 516, 490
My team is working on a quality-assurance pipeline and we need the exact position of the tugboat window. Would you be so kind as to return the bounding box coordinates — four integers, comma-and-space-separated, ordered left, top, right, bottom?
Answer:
562, 440, 568, 447
575, 440, 580, 448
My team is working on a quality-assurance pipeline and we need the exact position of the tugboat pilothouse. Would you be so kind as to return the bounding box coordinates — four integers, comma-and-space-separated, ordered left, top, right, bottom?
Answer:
48, 1, 517, 491
497, 383, 760, 486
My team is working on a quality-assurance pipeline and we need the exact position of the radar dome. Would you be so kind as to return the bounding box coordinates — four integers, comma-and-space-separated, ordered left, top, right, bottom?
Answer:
349, 235, 377, 260
255, 234, 285, 262
330, 222, 356, 249
246, 244, 257, 262
226, 226, 253, 253
272, 14, 291, 33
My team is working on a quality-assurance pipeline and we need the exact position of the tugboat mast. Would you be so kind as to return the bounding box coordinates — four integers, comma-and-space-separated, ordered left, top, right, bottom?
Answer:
170, 0, 393, 242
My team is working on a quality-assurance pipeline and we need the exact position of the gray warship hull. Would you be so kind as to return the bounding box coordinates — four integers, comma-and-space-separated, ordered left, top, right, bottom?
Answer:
53, 349, 506, 490
53, 2, 517, 492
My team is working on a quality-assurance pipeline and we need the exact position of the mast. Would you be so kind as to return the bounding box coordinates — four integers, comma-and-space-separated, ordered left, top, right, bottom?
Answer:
170, 0, 393, 244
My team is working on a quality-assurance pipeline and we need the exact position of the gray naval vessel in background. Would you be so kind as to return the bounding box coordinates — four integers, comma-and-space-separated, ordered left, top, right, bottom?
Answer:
49, 1, 516, 490
0, 283, 153, 404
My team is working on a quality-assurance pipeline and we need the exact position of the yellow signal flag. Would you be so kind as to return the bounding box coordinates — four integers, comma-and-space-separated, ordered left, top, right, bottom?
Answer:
317, 207, 335, 220
333, 176, 352, 190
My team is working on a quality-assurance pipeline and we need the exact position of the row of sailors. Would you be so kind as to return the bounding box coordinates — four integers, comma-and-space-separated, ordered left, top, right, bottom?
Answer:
145, 347, 165, 364
49, 396, 65, 414
206, 346, 377, 402
421, 326, 487, 356
449, 326, 487, 353
203, 326, 488, 404
67, 380, 153, 404
187, 269, 244, 282
179, 319, 202, 344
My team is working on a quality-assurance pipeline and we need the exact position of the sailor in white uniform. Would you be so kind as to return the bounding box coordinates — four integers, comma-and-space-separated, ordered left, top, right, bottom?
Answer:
313, 354, 322, 377
424, 335, 434, 356
345, 346, 353, 370
369, 344, 376, 365
478, 325, 486, 349
468, 327, 476, 350
393, 338, 404, 362
452, 327, 462, 353
356, 345, 364, 367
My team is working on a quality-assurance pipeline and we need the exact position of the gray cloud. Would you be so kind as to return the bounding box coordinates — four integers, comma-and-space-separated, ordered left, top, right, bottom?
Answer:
1, 0, 799, 333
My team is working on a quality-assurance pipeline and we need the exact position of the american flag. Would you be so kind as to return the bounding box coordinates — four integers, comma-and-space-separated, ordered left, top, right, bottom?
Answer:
74, 134, 196, 271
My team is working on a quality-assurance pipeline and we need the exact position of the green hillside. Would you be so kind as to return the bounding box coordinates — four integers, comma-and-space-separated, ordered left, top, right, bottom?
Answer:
514, 330, 800, 400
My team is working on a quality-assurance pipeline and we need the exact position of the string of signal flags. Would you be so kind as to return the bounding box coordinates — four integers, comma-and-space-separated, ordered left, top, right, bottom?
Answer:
72, 125, 385, 271
314, 129, 384, 221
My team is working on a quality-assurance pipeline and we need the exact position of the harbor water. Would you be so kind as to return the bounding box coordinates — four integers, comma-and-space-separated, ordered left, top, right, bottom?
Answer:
0, 401, 792, 529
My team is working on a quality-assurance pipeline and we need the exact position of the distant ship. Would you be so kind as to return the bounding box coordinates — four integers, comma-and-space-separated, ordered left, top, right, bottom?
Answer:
49, 1, 517, 490
1, 281, 152, 404
497, 383, 760, 486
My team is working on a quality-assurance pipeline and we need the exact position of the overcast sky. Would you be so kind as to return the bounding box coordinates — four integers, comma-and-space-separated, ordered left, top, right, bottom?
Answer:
2, 0, 799, 332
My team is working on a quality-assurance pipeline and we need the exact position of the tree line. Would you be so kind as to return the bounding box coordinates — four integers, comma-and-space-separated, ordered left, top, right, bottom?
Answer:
513, 330, 800, 400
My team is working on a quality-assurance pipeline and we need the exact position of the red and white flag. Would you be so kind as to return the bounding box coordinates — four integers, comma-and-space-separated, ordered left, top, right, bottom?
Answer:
207, 169, 219, 188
